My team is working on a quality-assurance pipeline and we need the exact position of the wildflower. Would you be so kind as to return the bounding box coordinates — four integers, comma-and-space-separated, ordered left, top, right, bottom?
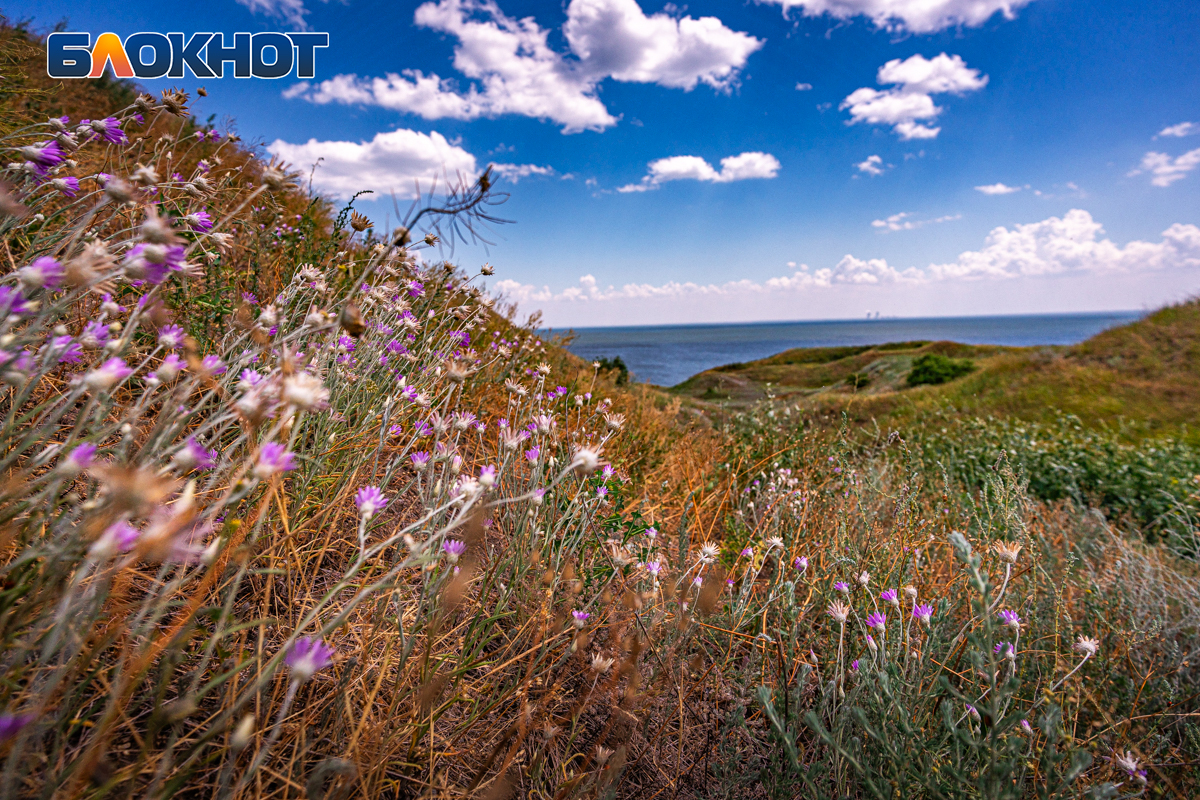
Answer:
903, 585, 917, 599
18, 256, 63, 291
81, 320, 110, 349
525, 446, 540, 463
480, 262, 494, 275
740, 546, 753, 558
124, 242, 186, 284
849, 659, 860, 672
699, 543, 719, 564
994, 642, 1014, 658
86, 117, 126, 143
20, 140, 63, 167
410, 451, 431, 469
1113, 751, 1147, 784
185, 210, 214, 231
255, 442, 297, 478
173, 437, 217, 471
156, 324, 186, 349
571, 446, 601, 475
966, 704, 980, 721
866, 611, 887, 631
102, 176, 133, 202
645, 527, 657, 540
603, 411, 625, 431
50, 176, 80, 197
865, 634, 877, 652
1074, 636, 1100, 658
59, 442, 97, 475
89, 520, 141, 559
880, 588, 899, 607
49, 335, 82, 364
200, 355, 226, 376
644, 561, 662, 576
354, 486, 388, 520
827, 601, 850, 623
478, 465, 496, 487
835, 581, 849, 594
0, 713, 34, 742
997, 610, 1022, 631
912, 603, 933, 626
442, 539, 467, 563
692, 575, 703, 587
1019, 719, 1033, 736
0, 286, 28, 316
572, 610, 590, 628
285, 636, 335, 682
857, 570, 870, 587
794, 555, 808, 573
994, 541, 1022, 564
765, 536, 784, 552
83, 357, 133, 392
596, 485, 608, 499
282, 372, 330, 412
156, 353, 186, 381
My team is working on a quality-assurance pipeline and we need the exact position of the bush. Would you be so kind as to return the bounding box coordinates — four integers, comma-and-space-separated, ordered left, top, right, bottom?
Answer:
596, 354, 630, 384
907, 353, 975, 386
846, 372, 870, 389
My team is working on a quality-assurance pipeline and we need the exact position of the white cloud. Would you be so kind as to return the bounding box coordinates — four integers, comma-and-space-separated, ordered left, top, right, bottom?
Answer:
855, 154, 885, 175
1128, 149, 1200, 187
753, 0, 1034, 34
498, 210, 1200, 322
285, 0, 761, 133
795, 82, 813, 90
841, 53, 987, 140
491, 163, 556, 182
236, 0, 309, 28
975, 182, 1021, 195
1157, 122, 1197, 138
872, 211, 961, 231
267, 128, 478, 199
617, 151, 780, 191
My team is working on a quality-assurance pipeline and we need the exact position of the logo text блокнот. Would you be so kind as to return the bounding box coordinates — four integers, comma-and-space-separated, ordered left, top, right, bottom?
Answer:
47, 32, 329, 80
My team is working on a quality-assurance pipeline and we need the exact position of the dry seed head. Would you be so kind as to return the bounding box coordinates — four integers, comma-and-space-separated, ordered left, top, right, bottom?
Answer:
994, 541, 1022, 564
349, 211, 372, 232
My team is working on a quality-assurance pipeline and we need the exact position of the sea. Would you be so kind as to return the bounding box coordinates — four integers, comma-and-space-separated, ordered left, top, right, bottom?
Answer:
547, 312, 1144, 387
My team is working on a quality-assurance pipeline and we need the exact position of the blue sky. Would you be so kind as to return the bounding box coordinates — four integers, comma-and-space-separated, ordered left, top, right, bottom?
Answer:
20, 0, 1200, 325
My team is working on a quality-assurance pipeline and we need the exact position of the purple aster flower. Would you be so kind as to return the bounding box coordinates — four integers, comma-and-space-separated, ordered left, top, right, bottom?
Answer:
865, 634, 877, 651
849, 659, 860, 673
998, 610, 1022, 630
285, 636, 334, 682
89, 519, 141, 559
407, 280, 424, 298
158, 324, 185, 349
834, 581, 850, 594
50, 176, 80, 197
740, 546, 753, 558
83, 357, 133, 392
0, 712, 34, 742
443, 539, 467, 561
157, 353, 186, 381
571, 610, 590, 628
20, 140, 63, 167
0, 286, 29, 316
124, 242, 186, 284
174, 437, 217, 471
794, 555, 808, 573
50, 335, 83, 364
209, 130, 222, 141
185, 209, 213, 231
994, 642, 1014, 657
242, 291, 258, 305
255, 442, 297, 478
880, 588, 899, 606
200, 355, 226, 376
596, 486, 608, 499
644, 561, 662, 576
866, 611, 887, 631
410, 451, 431, 469
913, 603, 934, 625
354, 485, 388, 519
87, 117, 126, 143
81, 320, 110, 349
65, 442, 98, 471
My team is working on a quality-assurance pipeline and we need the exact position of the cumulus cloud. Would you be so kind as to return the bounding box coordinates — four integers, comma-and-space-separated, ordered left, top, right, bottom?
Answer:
841, 53, 987, 140
617, 151, 780, 192
1157, 122, 1197, 138
284, 0, 762, 133
795, 82, 813, 90
753, 0, 1034, 33
871, 211, 961, 231
497, 210, 1200, 312
855, 154, 885, 175
267, 128, 485, 199
236, 0, 310, 28
491, 163, 556, 182
975, 182, 1022, 195
1128, 149, 1200, 187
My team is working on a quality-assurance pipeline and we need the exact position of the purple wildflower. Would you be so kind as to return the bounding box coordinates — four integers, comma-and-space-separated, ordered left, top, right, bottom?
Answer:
443, 539, 467, 561
89, 520, 141, 559
410, 451, 431, 469
866, 611, 887, 631
50, 335, 83, 364
794, 555, 808, 573
83, 357, 132, 392
174, 437, 217, 471
0, 713, 34, 742
740, 546, 753, 558
834, 581, 849, 594
87, 117, 126, 143
185, 210, 214, 231
81, 320, 110, 349
850, 659, 860, 672
880, 588, 899, 606
285, 636, 335, 682
596, 485, 608, 499
998, 610, 1022, 630
912, 603, 934, 625
0, 286, 29, 316
644, 561, 662, 576
124, 242, 186, 284
407, 280, 424, 298
20, 140, 63, 167
571, 610, 591, 628
61, 442, 97, 474
200, 355, 226, 376
51, 176, 80, 197
158, 324, 185, 348
255, 442, 297, 478
354, 486, 388, 519
157, 353, 186, 381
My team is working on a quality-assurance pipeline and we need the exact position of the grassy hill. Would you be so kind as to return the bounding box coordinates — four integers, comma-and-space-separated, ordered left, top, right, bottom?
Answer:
672, 300, 1200, 443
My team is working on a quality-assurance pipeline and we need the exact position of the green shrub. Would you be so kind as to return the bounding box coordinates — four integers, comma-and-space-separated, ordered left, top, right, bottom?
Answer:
846, 372, 870, 389
907, 353, 975, 386
596, 355, 630, 384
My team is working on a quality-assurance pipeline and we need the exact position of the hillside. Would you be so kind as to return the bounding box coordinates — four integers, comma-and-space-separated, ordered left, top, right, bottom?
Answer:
672, 300, 1200, 442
